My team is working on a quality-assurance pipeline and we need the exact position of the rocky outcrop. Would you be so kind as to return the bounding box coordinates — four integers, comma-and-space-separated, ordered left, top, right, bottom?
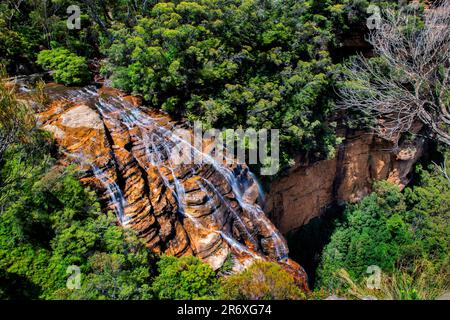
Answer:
36, 84, 308, 291
266, 131, 425, 233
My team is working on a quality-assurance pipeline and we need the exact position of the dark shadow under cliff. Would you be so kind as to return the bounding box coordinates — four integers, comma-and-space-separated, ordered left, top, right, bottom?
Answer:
285, 204, 345, 289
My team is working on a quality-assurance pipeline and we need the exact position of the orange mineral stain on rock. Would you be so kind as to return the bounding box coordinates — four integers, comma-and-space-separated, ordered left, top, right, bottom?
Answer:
36, 84, 309, 290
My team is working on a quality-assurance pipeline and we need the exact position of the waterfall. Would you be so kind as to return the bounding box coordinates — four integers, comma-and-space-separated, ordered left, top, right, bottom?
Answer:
92, 165, 129, 225
50, 86, 288, 261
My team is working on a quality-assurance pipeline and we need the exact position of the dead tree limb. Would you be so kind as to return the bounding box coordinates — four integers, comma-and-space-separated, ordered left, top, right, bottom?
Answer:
339, 0, 450, 146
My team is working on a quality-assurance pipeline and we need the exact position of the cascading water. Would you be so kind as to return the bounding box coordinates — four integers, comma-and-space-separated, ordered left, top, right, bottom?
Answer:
101, 94, 288, 260
39, 85, 290, 264
91, 165, 129, 225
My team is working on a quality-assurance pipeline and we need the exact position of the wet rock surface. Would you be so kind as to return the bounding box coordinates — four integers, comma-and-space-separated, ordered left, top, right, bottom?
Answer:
36, 84, 308, 290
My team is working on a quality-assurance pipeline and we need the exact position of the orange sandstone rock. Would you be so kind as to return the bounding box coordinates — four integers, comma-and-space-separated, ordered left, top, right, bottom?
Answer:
36, 84, 309, 290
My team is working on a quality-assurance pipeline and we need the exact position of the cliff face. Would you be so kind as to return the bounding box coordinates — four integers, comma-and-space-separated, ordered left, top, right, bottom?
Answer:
266, 131, 425, 234
35, 84, 308, 290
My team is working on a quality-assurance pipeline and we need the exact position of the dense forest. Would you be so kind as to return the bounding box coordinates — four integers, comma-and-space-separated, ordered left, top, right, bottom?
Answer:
0, 0, 448, 300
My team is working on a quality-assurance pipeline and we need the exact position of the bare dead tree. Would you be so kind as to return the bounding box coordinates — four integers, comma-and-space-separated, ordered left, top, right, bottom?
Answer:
433, 157, 450, 181
338, 0, 450, 146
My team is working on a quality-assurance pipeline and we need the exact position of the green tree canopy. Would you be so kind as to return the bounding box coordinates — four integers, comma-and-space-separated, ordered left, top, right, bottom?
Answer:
151, 255, 219, 300
317, 165, 450, 294
102, 0, 360, 163
36, 48, 91, 86
219, 260, 305, 300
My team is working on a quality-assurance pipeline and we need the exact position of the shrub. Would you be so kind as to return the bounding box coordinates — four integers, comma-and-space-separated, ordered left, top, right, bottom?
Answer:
219, 261, 305, 300
36, 48, 91, 85
151, 255, 219, 300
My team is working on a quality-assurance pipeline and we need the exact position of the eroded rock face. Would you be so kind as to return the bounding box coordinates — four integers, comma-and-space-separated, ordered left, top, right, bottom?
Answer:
266, 131, 425, 233
36, 84, 308, 290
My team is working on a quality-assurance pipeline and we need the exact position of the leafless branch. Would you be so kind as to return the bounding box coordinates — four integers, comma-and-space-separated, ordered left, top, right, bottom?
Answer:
339, 0, 450, 146
433, 155, 450, 182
